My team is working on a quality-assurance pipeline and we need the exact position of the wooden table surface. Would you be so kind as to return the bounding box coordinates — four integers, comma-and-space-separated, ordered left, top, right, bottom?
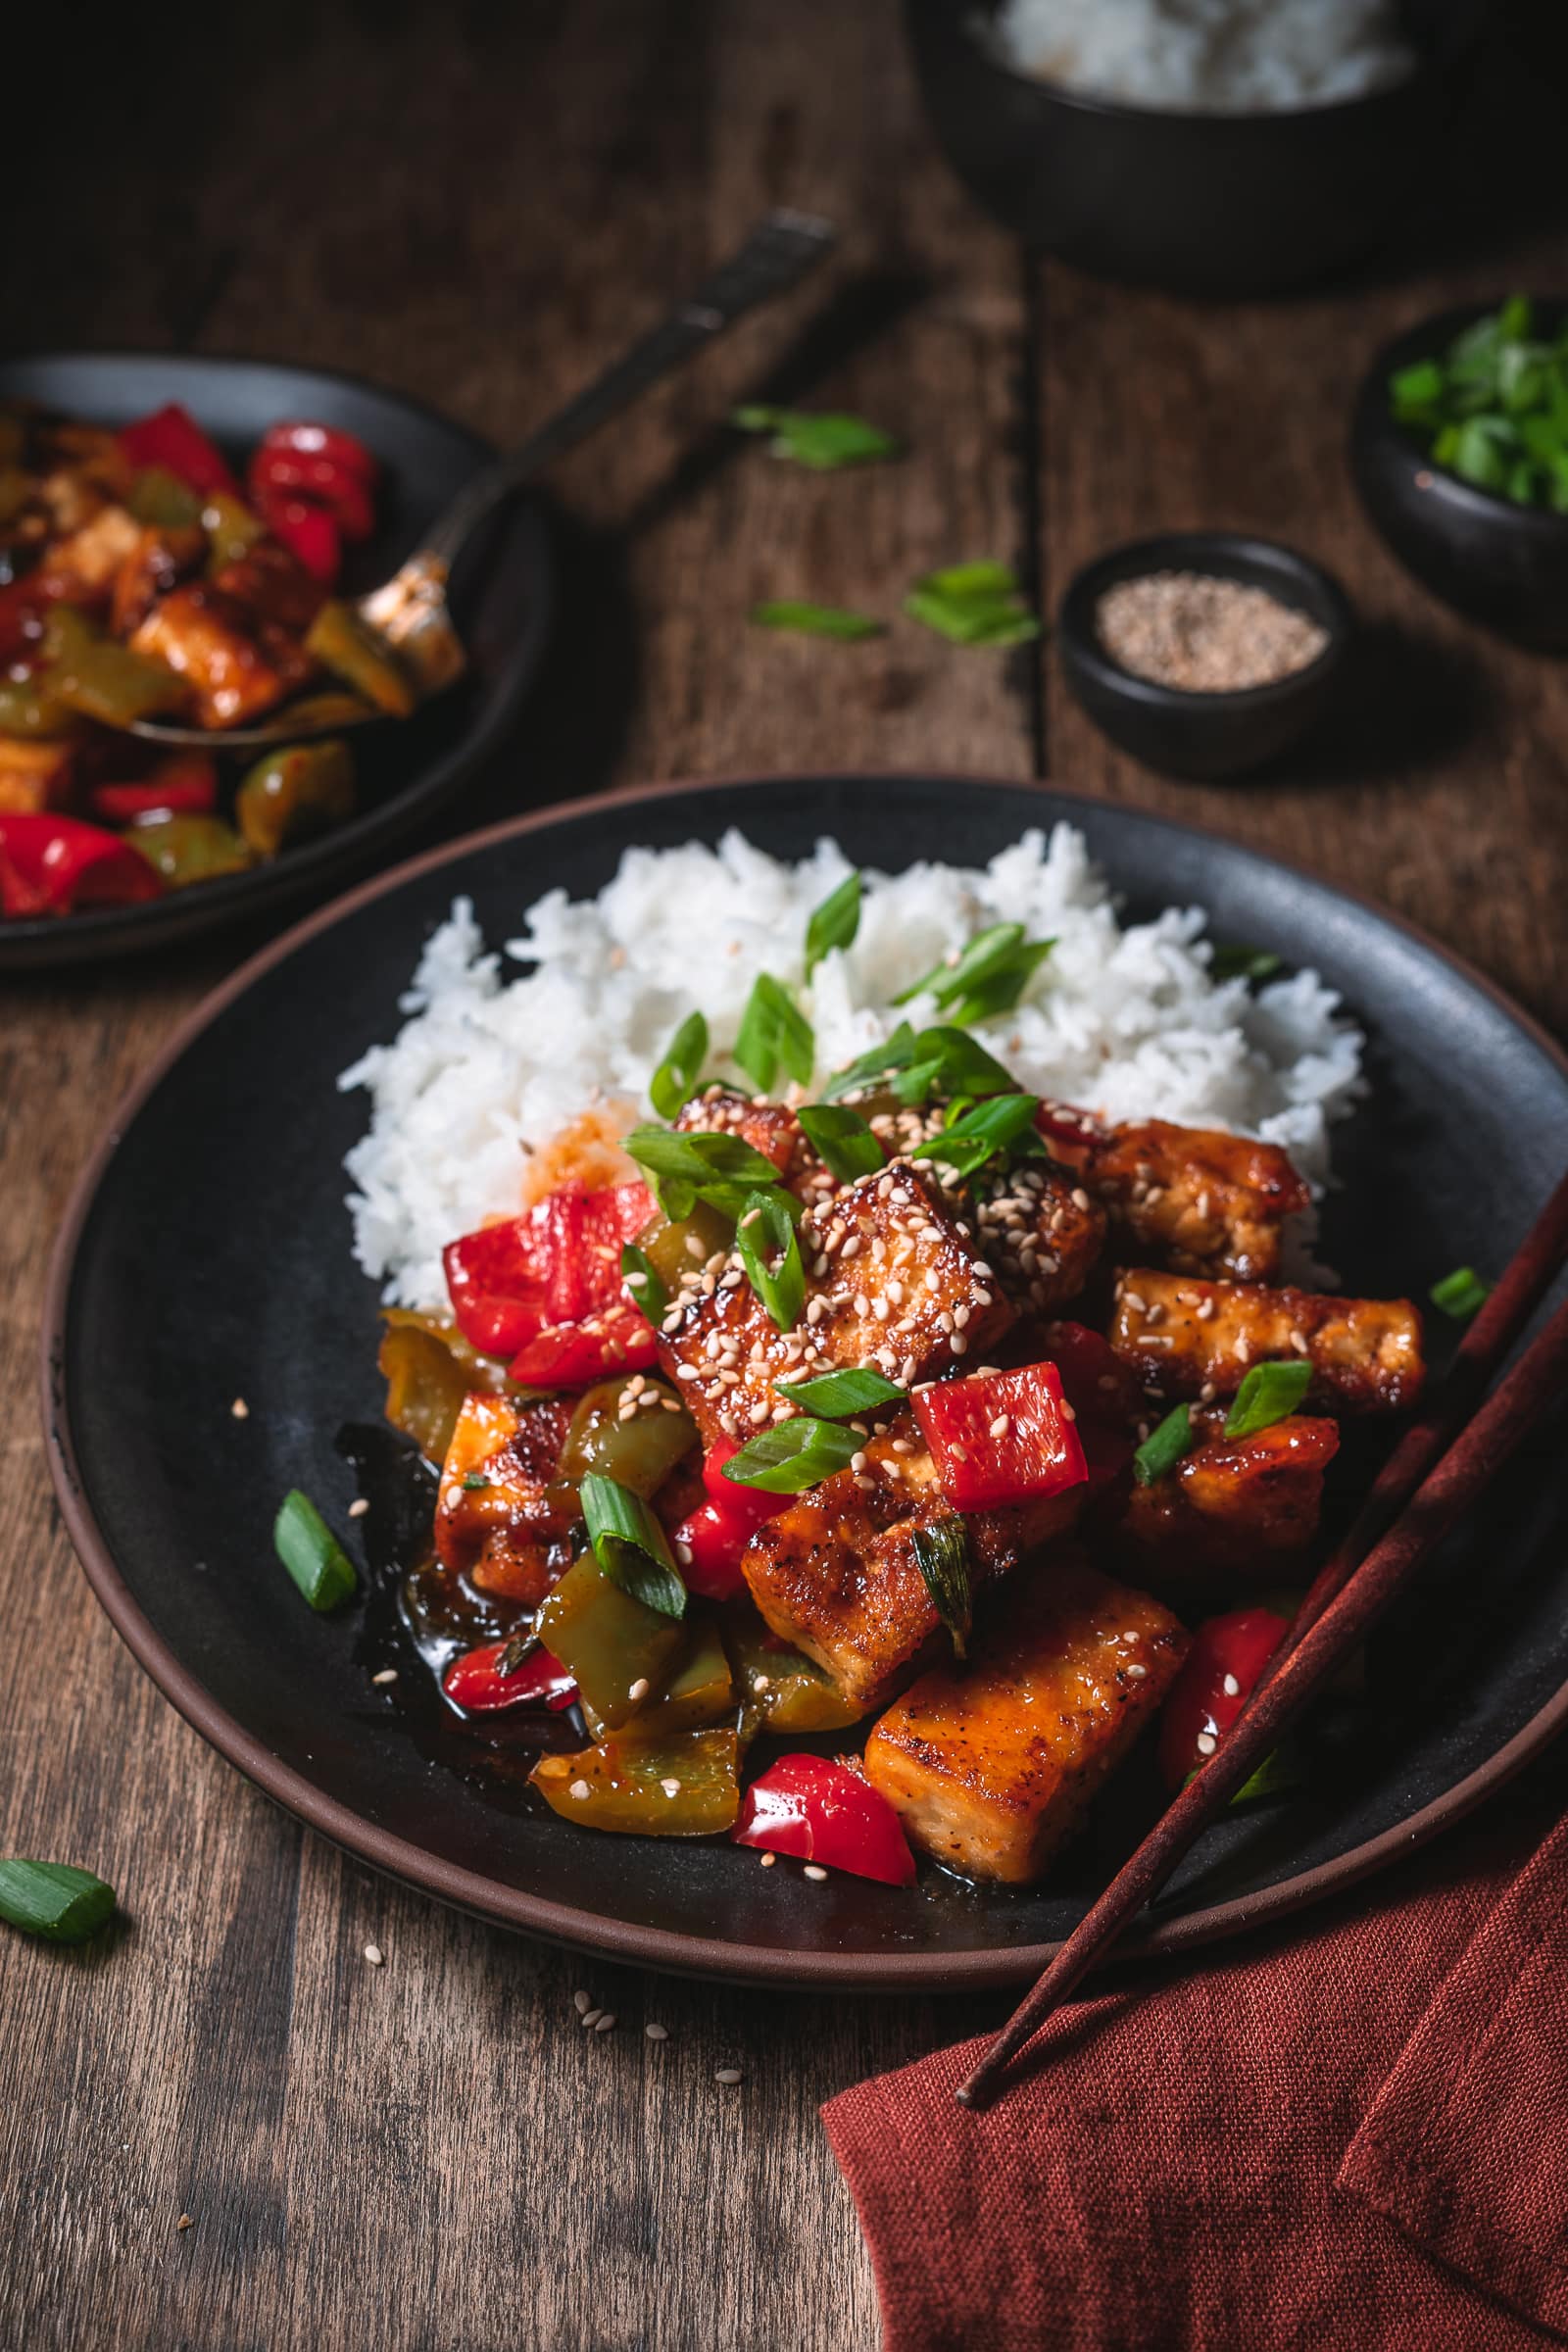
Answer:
6, 6, 1568, 2346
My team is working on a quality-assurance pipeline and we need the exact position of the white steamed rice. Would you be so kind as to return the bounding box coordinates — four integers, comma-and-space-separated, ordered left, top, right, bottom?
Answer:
339, 822, 1363, 1311
991, 0, 1415, 114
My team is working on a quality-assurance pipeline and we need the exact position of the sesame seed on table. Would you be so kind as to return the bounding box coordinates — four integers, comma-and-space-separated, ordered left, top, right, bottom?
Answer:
3, 5, 1568, 2350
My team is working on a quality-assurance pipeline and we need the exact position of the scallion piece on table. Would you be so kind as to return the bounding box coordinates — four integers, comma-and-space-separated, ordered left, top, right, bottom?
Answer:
1430, 1265, 1492, 1322
720, 1416, 862, 1494
805, 869, 862, 976
273, 1489, 358, 1611
904, 560, 1040, 647
620, 1242, 669, 1326
649, 1009, 709, 1121
1133, 1404, 1196, 1488
911, 1516, 973, 1660
579, 1471, 687, 1619
735, 1188, 806, 1330
0, 1858, 117, 1943
750, 601, 884, 641
731, 406, 898, 470
775, 1365, 906, 1419
733, 972, 814, 1094
1224, 1359, 1314, 1439
796, 1102, 883, 1183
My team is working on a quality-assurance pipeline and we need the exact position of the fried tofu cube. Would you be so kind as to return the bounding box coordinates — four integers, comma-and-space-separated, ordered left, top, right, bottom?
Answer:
37, 502, 143, 606
434, 1389, 577, 1604
863, 1557, 1188, 1884
109, 522, 206, 637
656, 1161, 1014, 1450
741, 1415, 1081, 1714
1116, 1407, 1340, 1581
1110, 1268, 1424, 1413
1088, 1120, 1310, 1281
0, 736, 75, 814
975, 1158, 1106, 1315
128, 583, 294, 728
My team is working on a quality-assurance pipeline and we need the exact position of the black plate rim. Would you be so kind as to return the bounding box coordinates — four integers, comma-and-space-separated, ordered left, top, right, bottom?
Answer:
42, 769, 1568, 1987
0, 347, 554, 969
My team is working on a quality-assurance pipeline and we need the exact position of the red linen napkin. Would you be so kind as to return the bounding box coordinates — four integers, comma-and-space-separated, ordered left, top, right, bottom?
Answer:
825, 1746, 1568, 2352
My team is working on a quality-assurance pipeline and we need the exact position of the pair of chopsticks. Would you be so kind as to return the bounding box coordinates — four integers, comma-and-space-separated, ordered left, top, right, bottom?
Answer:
956, 1167, 1568, 2114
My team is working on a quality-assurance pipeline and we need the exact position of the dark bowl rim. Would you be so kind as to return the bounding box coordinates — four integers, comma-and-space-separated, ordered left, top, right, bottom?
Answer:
917, 0, 1472, 129
40, 767, 1568, 1986
1353, 297, 1568, 542
1057, 531, 1353, 713
0, 346, 554, 961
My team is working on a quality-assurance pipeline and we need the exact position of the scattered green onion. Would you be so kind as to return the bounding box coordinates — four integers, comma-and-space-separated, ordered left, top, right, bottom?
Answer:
1224, 1359, 1314, 1439
796, 1102, 883, 1183
0, 1859, 117, 1943
579, 1471, 687, 1618
461, 1473, 490, 1492
911, 1091, 1044, 1182
894, 921, 1054, 1026
1133, 1404, 1196, 1488
731, 405, 898, 470
911, 1516, 973, 1660
904, 560, 1040, 647
650, 1010, 709, 1121
1389, 296, 1568, 514
733, 972, 814, 1095
735, 1189, 806, 1331
1430, 1265, 1492, 1322
623, 1125, 781, 1222
620, 1242, 669, 1325
1230, 1746, 1303, 1806
818, 1020, 919, 1102
750, 601, 884, 641
1209, 943, 1283, 984
720, 1417, 862, 1493
805, 869, 862, 977
775, 1365, 905, 1418
273, 1489, 358, 1612
890, 1027, 1016, 1108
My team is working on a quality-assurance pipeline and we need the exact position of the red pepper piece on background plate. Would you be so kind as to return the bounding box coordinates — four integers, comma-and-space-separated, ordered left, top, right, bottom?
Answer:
253, 487, 341, 584
0, 812, 164, 917
912, 1360, 1089, 1512
732, 1752, 916, 1886
90, 755, 219, 825
248, 446, 376, 543
259, 419, 380, 485
1157, 1605, 1291, 1791
442, 1638, 578, 1714
117, 404, 242, 501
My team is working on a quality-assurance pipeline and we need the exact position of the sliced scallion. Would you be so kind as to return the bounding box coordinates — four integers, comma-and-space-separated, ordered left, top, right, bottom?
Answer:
894, 921, 1054, 1025
796, 1102, 883, 1183
1224, 1359, 1314, 1439
733, 972, 814, 1095
650, 1010, 709, 1121
623, 1125, 781, 1223
1132, 1404, 1195, 1488
911, 1091, 1044, 1182
1430, 1265, 1491, 1322
731, 406, 898, 469
579, 1471, 687, 1618
620, 1242, 669, 1326
720, 1417, 862, 1494
750, 600, 883, 641
805, 870, 862, 976
735, 1188, 806, 1330
0, 1859, 117, 1943
775, 1365, 905, 1418
273, 1490, 358, 1611
911, 1517, 973, 1659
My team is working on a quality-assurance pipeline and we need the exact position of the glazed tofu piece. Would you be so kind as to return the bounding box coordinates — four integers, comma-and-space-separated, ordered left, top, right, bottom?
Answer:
109, 522, 206, 636
1109, 1268, 1425, 1413
0, 736, 74, 814
656, 1161, 1014, 1450
975, 1158, 1106, 1315
1088, 1120, 1310, 1282
864, 1557, 1188, 1885
434, 1389, 577, 1605
211, 538, 327, 637
741, 1415, 1081, 1714
1115, 1407, 1340, 1581
37, 501, 143, 605
675, 1087, 813, 1194
129, 583, 296, 728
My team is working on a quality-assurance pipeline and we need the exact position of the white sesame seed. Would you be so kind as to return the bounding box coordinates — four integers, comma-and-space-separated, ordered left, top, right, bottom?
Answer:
627, 1678, 650, 1704
581, 2008, 603, 2028
364, 1943, 384, 1967
950, 1334, 967, 1356
1222, 1673, 1242, 1697
573, 1989, 592, 2014
230, 1397, 249, 1420
803, 1865, 828, 1882
989, 1413, 1010, 1439
569, 1779, 591, 1800
675, 1364, 702, 1382
760, 1850, 776, 1867
685, 1236, 706, 1258
661, 1778, 681, 1798
715, 2067, 744, 2084
645, 2022, 669, 2041
1196, 1733, 1217, 1756
594, 2013, 616, 2033
1127, 1663, 1148, 1680
348, 1497, 370, 1519
371, 1667, 398, 1687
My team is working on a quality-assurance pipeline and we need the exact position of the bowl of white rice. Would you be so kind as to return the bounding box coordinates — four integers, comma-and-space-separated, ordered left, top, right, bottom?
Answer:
903, 0, 1483, 296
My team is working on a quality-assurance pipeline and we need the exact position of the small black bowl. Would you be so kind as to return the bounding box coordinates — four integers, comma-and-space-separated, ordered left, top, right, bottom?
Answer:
1056, 533, 1353, 780
1352, 300, 1568, 650
902, 0, 1483, 299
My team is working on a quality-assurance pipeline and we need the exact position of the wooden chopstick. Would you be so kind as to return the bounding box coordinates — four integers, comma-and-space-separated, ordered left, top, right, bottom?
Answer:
956, 1278, 1568, 2115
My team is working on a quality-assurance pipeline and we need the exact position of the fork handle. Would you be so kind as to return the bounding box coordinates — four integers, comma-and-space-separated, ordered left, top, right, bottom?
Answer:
419, 209, 836, 570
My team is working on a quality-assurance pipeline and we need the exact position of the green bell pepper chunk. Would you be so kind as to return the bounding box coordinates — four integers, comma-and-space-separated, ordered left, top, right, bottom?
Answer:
558, 1375, 697, 1495
622, 1615, 735, 1737
40, 606, 186, 726
126, 813, 254, 890
532, 1726, 740, 1837
303, 600, 416, 717
126, 466, 205, 530
0, 677, 78, 738
201, 489, 268, 571
234, 738, 355, 856
535, 1554, 686, 1735
725, 1602, 865, 1744
634, 1201, 735, 1291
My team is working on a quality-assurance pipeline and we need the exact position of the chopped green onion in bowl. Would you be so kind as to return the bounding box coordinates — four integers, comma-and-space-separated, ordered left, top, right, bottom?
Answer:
1389, 297, 1568, 514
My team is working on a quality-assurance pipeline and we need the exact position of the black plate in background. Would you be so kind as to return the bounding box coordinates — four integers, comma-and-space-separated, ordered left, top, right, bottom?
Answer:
44, 774, 1568, 1985
0, 352, 553, 969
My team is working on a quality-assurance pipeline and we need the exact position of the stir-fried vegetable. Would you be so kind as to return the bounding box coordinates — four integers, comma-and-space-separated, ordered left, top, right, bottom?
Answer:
1157, 1606, 1290, 1790
912, 1362, 1088, 1511
535, 1554, 687, 1735
558, 1376, 696, 1496
442, 1636, 578, 1715
532, 1727, 741, 1837
732, 1754, 916, 1885
234, 739, 355, 855
127, 812, 254, 889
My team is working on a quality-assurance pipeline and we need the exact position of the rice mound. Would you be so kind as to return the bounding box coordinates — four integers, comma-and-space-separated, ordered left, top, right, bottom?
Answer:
339, 822, 1363, 1311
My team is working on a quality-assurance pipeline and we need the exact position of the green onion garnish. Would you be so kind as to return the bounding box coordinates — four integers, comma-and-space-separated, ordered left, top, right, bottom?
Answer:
623, 1125, 782, 1223
894, 921, 1054, 1026
650, 1009, 709, 1121
720, 1417, 862, 1494
1209, 943, 1283, 984
805, 869, 862, 977
911, 1091, 1045, 1182
890, 1027, 1015, 1108
0, 1858, 117, 1943
751, 600, 884, 641
1388, 296, 1568, 514
911, 1516, 973, 1660
579, 1471, 687, 1618
731, 406, 898, 470
1132, 1404, 1195, 1487
796, 1102, 883, 1183
1430, 1265, 1492, 1322
904, 560, 1040, 647
461, 1473, 490, 1492
1230, 1746, 1302, 1806
818, 1021, 919, 1102
776, 1365, 905, 1418
736, 1189, 806, 1331
1224, 1359, 1314, 1439
620, 1242, 669, 1325
273, 1490, 358, 1612
733, 972, 814, 1095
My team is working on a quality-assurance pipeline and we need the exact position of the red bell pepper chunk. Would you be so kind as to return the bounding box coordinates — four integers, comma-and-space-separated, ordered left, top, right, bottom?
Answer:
248, 446, 376, 542
508, 1302, 659, 1388
91, 756, 219, 825
442, 1638, 578, 1715
443, 1217, 551, 1357
0, 813, 164, 918
444, 1179, 657, 1374
670, 1438, 793, 1600
1042, 1319, 1143, 1425
1157, 1606, 1290, 1791
1033, 1098, 1103, 1157
911, 1360, 1088, 1512
259, 418, 380, 485
254, 487, 341, 583
732, 1753, 916, 1886
117, 403, 242, 501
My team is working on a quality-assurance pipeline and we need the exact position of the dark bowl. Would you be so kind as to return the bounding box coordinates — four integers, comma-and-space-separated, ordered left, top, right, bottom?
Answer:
1351, 300, 1568, 650
1056, 532, 1353, 780
902, 0, 1483, 298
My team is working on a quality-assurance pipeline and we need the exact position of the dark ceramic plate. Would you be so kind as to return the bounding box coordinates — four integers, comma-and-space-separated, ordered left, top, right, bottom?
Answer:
44, 774, 1568, 1986
0, 352, 552, 969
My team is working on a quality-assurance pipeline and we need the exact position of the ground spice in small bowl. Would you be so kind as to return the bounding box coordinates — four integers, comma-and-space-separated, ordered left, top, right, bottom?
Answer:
1096, 570, 1331, 694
